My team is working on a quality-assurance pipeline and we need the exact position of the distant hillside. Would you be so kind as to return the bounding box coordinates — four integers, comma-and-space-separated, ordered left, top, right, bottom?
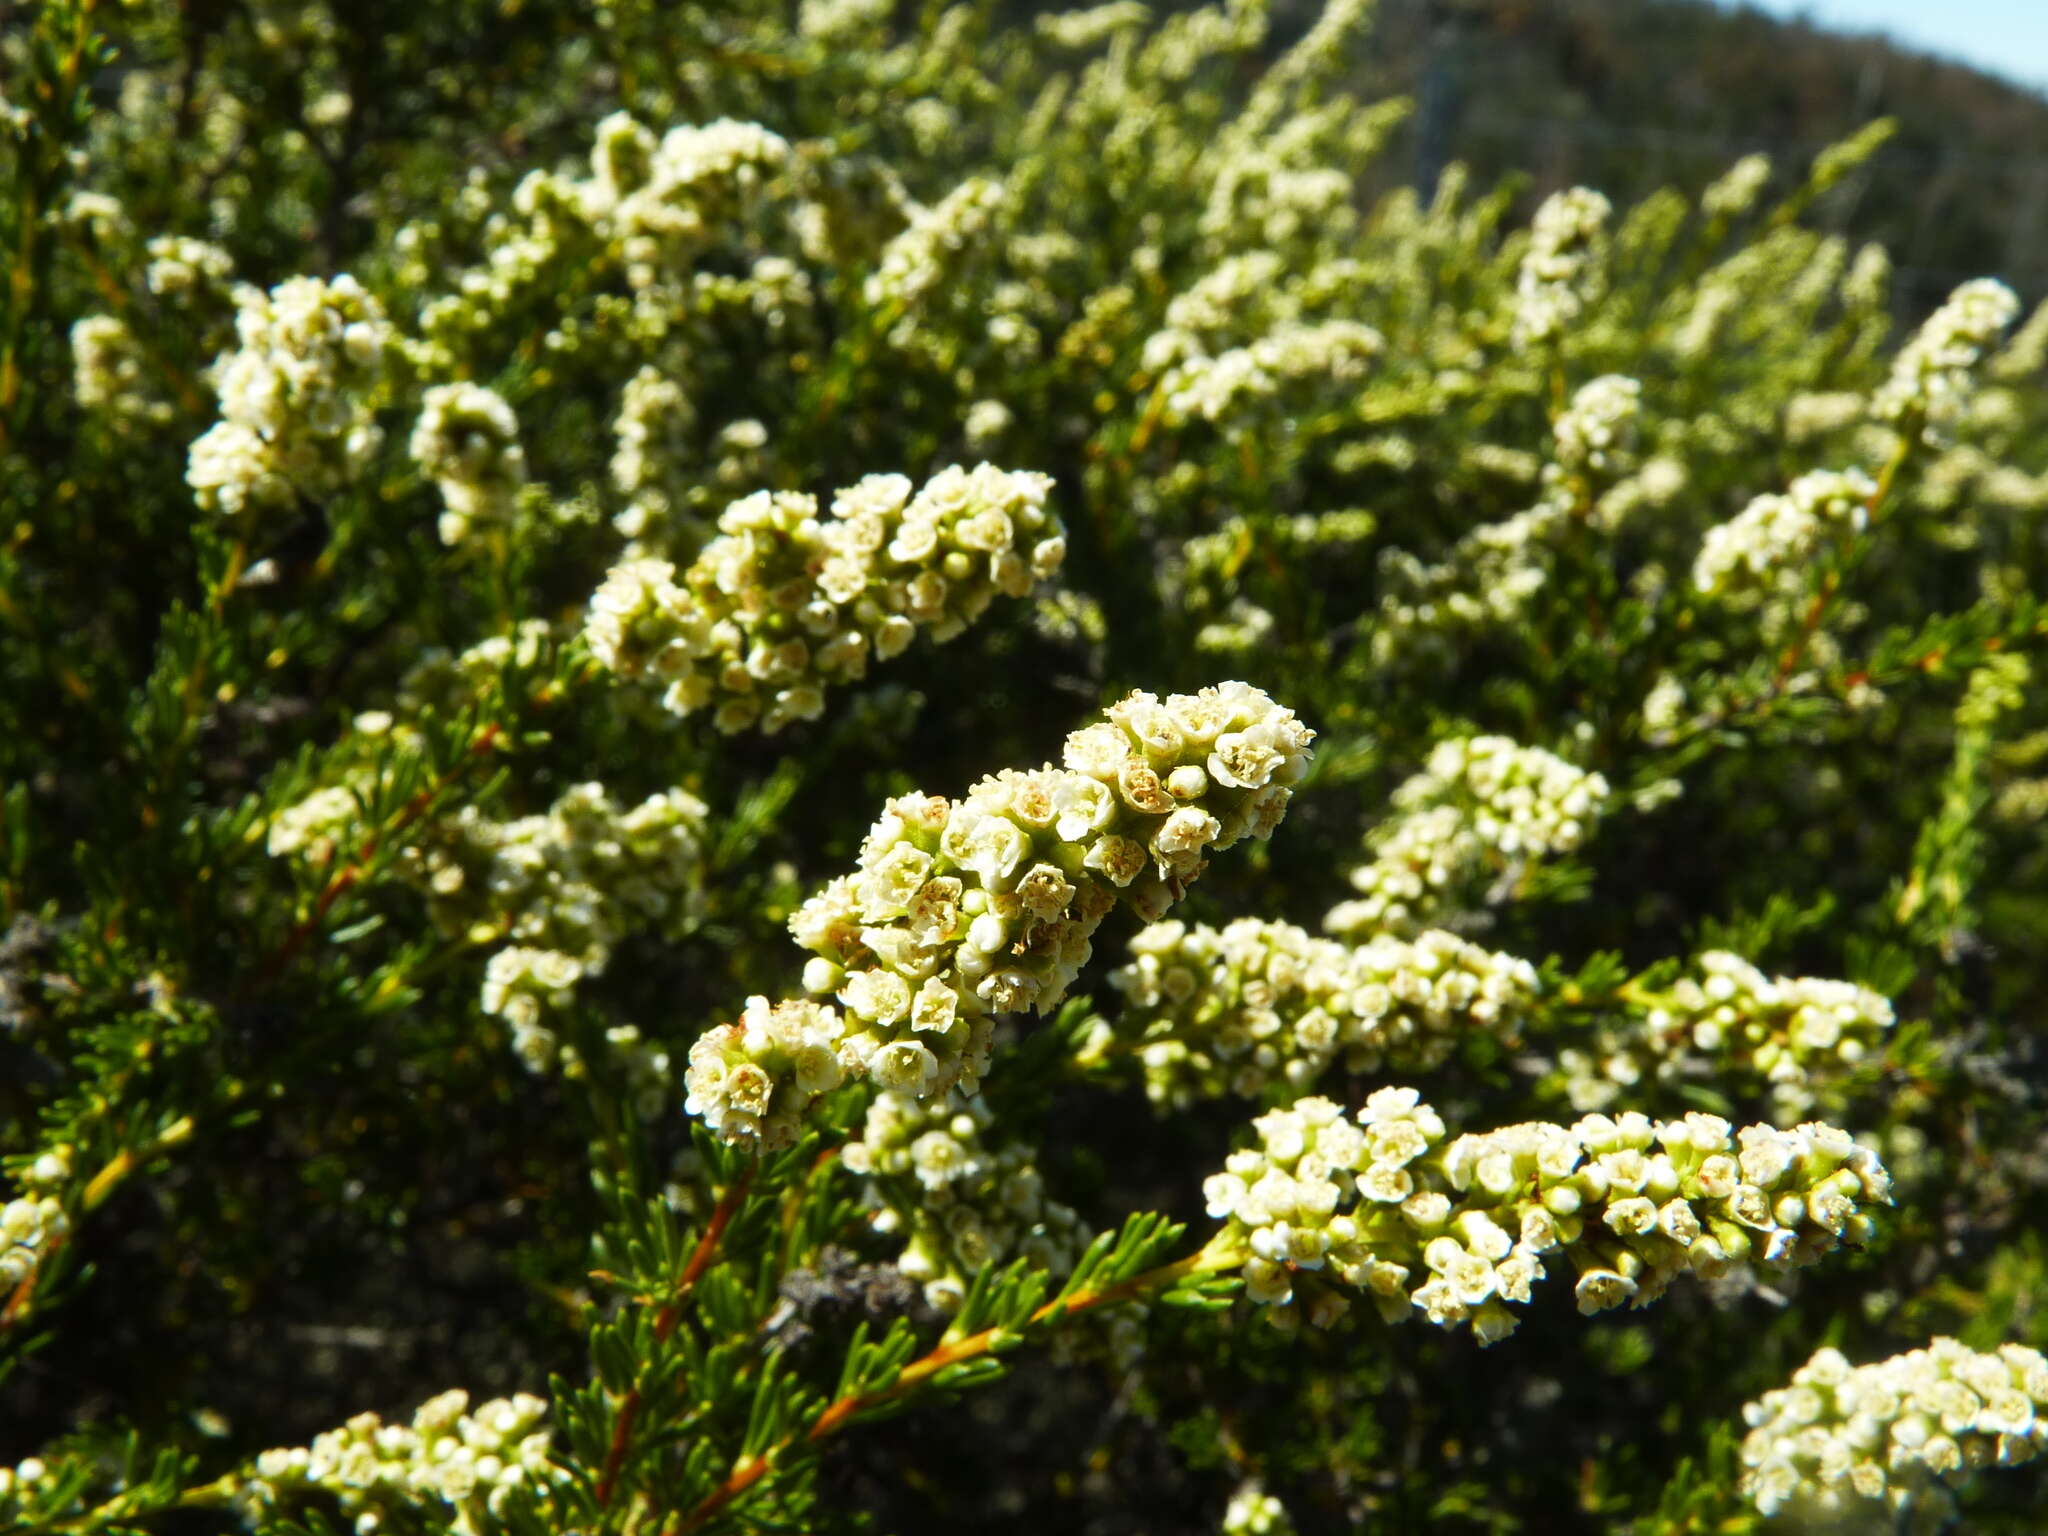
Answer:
1318, 0, 2048, 309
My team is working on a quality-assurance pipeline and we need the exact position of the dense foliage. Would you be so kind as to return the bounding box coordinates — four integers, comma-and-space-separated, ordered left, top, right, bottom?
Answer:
4, 0, 2048, 1531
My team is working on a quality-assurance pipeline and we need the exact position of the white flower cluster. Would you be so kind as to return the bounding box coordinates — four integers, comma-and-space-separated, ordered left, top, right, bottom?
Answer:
583, 464, 1066, 736
187, 274, 391, 516
1368, 510, 1560, 669
264, 738, 708, 1069
682, 995, 847, 1149
1035, 1, 1152, 50
415, 113, 794, 360
144, 234, 235, 296
267, 782, 376, 865
864, 177, 1008, 314
1547, 374, 1641, 481
1205, 156, 1358, 252
395, 621, 553, 718
1325, 736, 1610, 938
1145, 254, 1288, 364
1511, 187, 1612, 348
1202, 1090, 1888, 1343
71, 315, 170, 425
1872, 277, 2021, 443
1096, 918, 1539, 1109
1557, 952, 1894, 1120
589, 115, 794, 285
841, 1089, 1089, 1312
0, 1195, 66, 1289
685, 684, 1315, 1145
1157, 319, 1382, 431
1783, 390, 1867, 445
409, 382, 528, 546
480, 947, 588, 1072
1701, 153, 1772, 220
424, 783, 711, 1071
1692, 468, 1877, 604
1221, 1479, 1294, 1536
239, 1389, 557, 1534
0, 1458, 42, 1504
964, 398, 1013, 450
1740, 1338, 2048, 1518
609, 366, 696, 542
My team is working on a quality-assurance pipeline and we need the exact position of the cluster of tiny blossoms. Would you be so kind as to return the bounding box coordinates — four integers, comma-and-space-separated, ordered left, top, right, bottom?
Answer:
238, 1389, 557, 1534
1871, 277, 2021, 443
592, 115, 792, 280
864, 177, 1009, 318
1701, 153, 1773, 219
1546, 374, 1641, 486
415, 112, 795, 356
409, 382, 528, 546
144, 234, 236, 297
841, 1089, 1090, 1312
1510, 187, 1612, 348
0, 1195, 66, 1290
584, 464, 1065, 735
1692, 468, 1876, 605
71, 315, 170, 425
268, 754, 710, 1073
684, 684, 1315, 1146
186, 275, 391, 517
1156, 319, 1382, 432
1092, 918, 1538, 1110
434, 784, 711, 1071
1740, 1338, 2048, 1519
1325, 737, 1610, 939
609, 365, 696, 542
1221, 1480, 1295, 1536
1557, 952, 1894, 1120
1202, 1090, 1888, 1342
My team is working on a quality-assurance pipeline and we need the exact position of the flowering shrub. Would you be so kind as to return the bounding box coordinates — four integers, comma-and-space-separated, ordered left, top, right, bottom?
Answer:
4, 0, 2048, 1532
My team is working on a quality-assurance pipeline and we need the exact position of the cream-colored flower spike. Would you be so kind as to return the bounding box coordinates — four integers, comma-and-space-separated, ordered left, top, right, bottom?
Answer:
186, 274, 391, 517
0, 1197, 67, 1292
1872, 276, 2020, 443
584, 463, 1065, 735
1740, 1337, 2048, 1519
864, 177, 1008, 314
1692, 468, 1876, 603
410, 381, 528, 546
1325, 736, 1609, 938
1202, 1090, 1888, 1344
684, 683, 1315, 1146
236, 1389, 562, 1527
840, 1088, 1089, 1313
1556, 951, 1893, 1120
1511, 187, 1611, 349
1094, 917, 1538, 1109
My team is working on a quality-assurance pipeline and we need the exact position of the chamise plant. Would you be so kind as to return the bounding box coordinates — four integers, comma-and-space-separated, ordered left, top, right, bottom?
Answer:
6, 0, 2048, 1529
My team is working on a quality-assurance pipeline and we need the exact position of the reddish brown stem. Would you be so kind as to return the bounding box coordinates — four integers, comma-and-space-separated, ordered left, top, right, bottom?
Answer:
594, 1166, 758, 1510
0, 1234, 59, 1329
668, 1244, 1225, 1535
